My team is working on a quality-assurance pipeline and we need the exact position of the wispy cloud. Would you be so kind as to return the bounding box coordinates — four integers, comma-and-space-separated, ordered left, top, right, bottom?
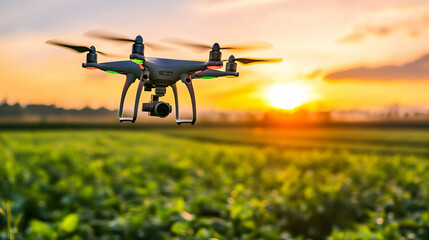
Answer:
325, 54, 429, 81
193, 0, 284, 14
305, 69, 322, 79
338, 4, 429, 43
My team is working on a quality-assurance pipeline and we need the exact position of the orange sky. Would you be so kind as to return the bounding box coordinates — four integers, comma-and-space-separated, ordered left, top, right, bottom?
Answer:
1, 0, 429, 113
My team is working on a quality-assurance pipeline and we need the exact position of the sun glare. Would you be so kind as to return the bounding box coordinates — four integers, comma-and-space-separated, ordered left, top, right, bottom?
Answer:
267, 82, 311, 110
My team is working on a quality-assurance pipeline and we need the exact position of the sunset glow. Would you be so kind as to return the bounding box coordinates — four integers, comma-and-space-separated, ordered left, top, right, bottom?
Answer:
267, 82, 312, 110
0, 0, 428, 112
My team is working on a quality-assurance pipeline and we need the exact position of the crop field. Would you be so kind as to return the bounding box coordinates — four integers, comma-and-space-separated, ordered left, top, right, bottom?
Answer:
1, 127, 429, 239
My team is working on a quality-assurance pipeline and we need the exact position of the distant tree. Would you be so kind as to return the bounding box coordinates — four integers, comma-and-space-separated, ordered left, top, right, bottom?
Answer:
0, 101, 23, 117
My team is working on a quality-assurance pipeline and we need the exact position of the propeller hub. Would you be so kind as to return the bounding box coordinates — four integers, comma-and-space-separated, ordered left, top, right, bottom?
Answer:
209, 43, 222, 62
131, 36, 145, 60
86, 46, 97, 64
135, 35, 143, 44
226, 55, 237, 72
212, 43, 220, 51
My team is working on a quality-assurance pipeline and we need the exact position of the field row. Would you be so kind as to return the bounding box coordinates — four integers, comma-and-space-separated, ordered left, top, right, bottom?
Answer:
0, 129, 428, 239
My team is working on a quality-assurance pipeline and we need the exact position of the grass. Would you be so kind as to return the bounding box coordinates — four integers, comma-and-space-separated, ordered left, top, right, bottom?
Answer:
0, 127, 429, 239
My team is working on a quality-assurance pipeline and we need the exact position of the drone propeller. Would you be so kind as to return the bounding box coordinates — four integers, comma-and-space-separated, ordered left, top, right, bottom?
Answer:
46, 39, 115, 56
84, 30, 173, 51
85, 30, 135, 43
163, 38, 273, 52
224, 57, 283, 65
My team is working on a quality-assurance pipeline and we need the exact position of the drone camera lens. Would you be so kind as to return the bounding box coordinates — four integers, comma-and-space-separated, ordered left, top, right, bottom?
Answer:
155, 102, 171, 118
142, 101, 171, 118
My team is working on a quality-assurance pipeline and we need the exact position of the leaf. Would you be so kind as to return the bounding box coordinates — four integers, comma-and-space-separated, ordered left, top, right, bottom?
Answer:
30, 220, 58, 240
61, 213, 79, 233
0, 207, 4, 216
195, 227, 211, 238
171, 221, 188, 235
399, 219, 420, 229
174, 198, 185, 212
14, 213, 23, 230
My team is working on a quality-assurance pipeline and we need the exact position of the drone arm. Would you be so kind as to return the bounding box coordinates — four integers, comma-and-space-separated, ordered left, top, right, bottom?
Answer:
172, 74, 196, 125
192, 69, 239, 79
82, 61, 146, 123
83, 61, 142, 78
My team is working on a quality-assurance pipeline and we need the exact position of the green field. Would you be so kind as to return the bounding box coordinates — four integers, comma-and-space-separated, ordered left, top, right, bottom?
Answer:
1, 127, 429, 239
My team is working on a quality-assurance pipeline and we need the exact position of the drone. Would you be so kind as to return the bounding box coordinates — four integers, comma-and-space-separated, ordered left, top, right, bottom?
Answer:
46, 30, 282, 125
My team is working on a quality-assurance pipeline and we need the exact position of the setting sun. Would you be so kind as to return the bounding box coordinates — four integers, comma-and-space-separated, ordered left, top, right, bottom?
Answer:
267, 82, 311, 110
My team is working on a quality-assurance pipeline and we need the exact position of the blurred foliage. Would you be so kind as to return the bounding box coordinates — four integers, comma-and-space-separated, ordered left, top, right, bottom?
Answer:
0, 129, 429, 239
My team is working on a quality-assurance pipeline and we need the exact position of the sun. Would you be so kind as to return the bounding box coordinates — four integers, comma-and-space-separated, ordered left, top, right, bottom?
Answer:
266, 82, 311, 110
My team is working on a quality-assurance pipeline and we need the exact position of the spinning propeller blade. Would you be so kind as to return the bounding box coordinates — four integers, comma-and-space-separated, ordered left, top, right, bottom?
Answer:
84, 30, 134, 42
45, 40, 113, 56
163, 38, 273, 52
84, 30, 174, 51
224, 57, 283, 65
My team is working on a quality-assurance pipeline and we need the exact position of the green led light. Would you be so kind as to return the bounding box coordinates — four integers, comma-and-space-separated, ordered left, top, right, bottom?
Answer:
106, 70, 118, 74
201, 76, 216, 79
131, 58, 144, 64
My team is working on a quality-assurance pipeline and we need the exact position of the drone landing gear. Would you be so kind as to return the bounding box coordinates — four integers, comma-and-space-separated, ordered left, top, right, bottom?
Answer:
171, 74, 197, 125
119, 72, 149, 123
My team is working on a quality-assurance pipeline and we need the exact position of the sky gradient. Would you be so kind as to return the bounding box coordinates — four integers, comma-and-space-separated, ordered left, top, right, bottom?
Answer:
1, 0, 428, 112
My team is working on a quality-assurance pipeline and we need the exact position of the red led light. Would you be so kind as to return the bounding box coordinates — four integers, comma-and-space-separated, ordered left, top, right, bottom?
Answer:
138, 64, 144, 70
207, 65, 222, 69
85, 67, 97, 70
195, 70, 202, 74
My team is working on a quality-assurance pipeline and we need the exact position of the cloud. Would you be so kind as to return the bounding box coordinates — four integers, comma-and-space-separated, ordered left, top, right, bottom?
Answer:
338, 8, 429, 43
338, 26, 393, 43
305, 69, 322, 79
193, 0, 284, 14
325, 54, 429, 81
